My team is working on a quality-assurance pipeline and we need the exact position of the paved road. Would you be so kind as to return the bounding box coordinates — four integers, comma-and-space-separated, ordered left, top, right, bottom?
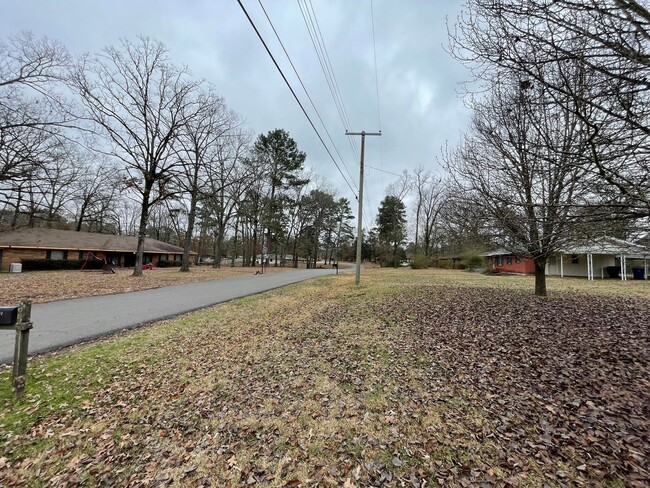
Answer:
0, 268, 341, 363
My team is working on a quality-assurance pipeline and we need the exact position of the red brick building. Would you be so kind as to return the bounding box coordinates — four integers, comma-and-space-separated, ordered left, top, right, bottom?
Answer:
484, 250, 535, 274
0, 228, 192, 271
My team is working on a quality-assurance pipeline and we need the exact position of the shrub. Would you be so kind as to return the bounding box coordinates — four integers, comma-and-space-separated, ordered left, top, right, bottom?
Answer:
410, 254, 429, 269
21, 258, 104, 271
158, 260, 183, 268
462, 254, 485, 269
434, 259, 454, 269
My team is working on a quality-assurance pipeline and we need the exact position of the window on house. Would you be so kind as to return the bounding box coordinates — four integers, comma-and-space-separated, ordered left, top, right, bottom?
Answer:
174, 254, 182, 262
515, 256, 521, 263
143, 254, 153, 264
47, 250, 68, 260
496, 256, 503, 266
159, 254, 168, 262
80, 251, 98, 260
571, 254, 580, 264
506, 256, 513, 265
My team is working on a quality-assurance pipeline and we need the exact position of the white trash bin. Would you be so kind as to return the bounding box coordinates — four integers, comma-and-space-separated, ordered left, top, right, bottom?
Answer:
9, 263, 22, 273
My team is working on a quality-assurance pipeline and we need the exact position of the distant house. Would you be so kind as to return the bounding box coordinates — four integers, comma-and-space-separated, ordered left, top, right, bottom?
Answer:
484, 250, 535, 274
0, 228, 192, 271
546, 236, 649, 281
485, 237, 649, 280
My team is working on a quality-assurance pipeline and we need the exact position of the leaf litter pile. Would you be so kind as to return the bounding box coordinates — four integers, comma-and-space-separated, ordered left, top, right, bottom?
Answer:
1, 270, 648, 487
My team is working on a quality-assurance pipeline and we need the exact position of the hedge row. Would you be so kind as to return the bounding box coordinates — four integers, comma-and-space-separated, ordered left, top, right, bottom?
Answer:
21, 258, 104, 271
157, 260, 183, 268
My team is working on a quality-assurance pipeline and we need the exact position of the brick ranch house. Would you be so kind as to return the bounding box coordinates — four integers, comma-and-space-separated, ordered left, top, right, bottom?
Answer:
0, 228, 192, 271
484, 250, 536, 274
485, 237, 649, 280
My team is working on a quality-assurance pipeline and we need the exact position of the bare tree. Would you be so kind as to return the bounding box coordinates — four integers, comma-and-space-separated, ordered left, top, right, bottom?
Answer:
176, 90, 241, 271
71, 154, 120, 232
386, 170, 413, 201
72, 37, 202, 275
446, 72, 589, 296
411, 167, 446, 256
203, 130, 253, 268
449, 0, 650, 218
0, 32, 72, 132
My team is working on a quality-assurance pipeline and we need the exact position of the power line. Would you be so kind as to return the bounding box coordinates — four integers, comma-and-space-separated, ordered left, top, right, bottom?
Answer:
370, 0, 382, 131
297, 0, 360, 161
366, 164, 401, 177
256, 0, 357, 190
370, 0, 385, 193
236, 0, 358, 198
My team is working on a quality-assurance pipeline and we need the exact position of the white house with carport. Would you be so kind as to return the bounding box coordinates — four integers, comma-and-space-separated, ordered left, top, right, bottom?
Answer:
545, 236, 649, 281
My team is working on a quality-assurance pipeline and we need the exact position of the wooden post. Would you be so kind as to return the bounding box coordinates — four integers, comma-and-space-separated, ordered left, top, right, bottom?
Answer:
12, 300, 33, 396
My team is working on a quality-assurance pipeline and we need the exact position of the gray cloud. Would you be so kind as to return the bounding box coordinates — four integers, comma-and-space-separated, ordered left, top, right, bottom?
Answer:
1, 0, 472, 226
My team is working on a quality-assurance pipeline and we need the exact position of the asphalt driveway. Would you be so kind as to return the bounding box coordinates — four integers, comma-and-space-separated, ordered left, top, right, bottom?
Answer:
0, 268, 340, 363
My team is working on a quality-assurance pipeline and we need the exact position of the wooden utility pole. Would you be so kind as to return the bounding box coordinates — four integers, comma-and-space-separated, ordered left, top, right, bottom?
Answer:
346, 130, 381, 285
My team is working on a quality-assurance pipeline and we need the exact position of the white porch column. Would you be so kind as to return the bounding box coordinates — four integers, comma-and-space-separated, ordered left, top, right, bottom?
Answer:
587, 253, 593, 281
560, 253, 564, 277
620, 254, 627, 281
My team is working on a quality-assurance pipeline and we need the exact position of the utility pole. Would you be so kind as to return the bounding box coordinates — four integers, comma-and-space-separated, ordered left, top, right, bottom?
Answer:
346, 130, 381, 285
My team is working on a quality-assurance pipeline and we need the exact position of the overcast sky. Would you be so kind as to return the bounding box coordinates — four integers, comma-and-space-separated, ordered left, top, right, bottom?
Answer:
1, 0, 472, 227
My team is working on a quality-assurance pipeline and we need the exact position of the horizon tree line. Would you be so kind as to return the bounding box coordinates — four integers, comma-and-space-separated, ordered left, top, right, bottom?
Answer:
0, 33, 355, 274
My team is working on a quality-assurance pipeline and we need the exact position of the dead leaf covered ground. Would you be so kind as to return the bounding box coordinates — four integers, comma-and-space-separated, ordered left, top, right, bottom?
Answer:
0, 264, 316, 306
1, 269, 648, 487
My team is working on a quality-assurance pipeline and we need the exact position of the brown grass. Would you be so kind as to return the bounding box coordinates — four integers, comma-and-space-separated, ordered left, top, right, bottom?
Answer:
0, 264, 343, 306
1, 269, 647, 487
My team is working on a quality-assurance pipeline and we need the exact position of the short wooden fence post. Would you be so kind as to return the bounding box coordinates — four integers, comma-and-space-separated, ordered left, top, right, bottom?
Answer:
1, 300, 33, 396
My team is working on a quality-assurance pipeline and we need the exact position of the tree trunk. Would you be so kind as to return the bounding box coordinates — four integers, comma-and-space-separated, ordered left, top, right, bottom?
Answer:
311, 227, 319, 268
76, 198, 90, 231
534, 257, 547, 297
414, 205, 421, 253
214, 223, 226, 268
231, 217, 239, 267
196, 221, 206, 265
292, 237, 299, 268
251, 226, 258, 268
133, 182, 153, 277
181, 188, 199, 272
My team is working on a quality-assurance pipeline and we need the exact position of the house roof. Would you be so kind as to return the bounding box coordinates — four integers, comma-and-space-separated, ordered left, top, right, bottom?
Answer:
0, 228, 189, 254
558, 236, 649, 257
483, 249, 529, 257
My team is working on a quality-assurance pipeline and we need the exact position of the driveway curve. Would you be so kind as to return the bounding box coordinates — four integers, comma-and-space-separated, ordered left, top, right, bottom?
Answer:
1, 268, 341, 363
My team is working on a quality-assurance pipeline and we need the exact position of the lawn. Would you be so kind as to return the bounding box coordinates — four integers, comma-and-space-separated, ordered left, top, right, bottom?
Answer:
0, 264, 319, 306
1, 269, 648, 487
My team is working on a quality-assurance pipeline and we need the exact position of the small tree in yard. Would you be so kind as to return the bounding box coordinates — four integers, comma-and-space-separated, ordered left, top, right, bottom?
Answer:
446, 74, 588, 296
376, 195, 407, 268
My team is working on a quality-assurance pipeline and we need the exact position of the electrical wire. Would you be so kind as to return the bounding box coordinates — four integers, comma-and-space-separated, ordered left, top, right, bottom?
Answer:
297, 0, 360, 161
370, 0, 382, 131
256, 0, 357, 190
236, 0, 358, 197
367, 164, 401, 177
370, 0, 385, 193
